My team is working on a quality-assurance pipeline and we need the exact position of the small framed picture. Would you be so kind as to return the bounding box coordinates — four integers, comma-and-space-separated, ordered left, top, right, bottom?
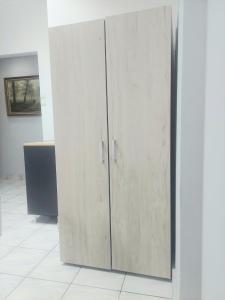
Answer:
4, 75, 41, 116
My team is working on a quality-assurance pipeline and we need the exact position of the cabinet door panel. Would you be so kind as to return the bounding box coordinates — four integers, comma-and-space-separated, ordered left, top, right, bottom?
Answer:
106, 7, 171, 278
49, 20, 111, 269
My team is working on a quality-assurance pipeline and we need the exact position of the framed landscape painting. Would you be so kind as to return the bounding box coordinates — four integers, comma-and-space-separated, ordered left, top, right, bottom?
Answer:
4, 75, 41, 116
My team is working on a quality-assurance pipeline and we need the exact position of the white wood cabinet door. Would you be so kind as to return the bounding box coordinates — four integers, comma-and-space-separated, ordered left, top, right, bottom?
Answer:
49, 20, 111, 269
106, 7, 172, 278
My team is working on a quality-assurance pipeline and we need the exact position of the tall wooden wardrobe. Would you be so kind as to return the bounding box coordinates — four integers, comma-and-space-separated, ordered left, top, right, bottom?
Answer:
49, 6, 172, 279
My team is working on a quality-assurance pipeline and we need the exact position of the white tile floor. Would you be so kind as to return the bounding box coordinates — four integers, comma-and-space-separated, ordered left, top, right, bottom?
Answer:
0, 178, 174, 300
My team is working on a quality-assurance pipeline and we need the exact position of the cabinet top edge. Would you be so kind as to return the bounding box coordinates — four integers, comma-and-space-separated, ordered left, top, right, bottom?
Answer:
24, 141, 55, 147
48, 18, 105, 31
105, 6, 172, 21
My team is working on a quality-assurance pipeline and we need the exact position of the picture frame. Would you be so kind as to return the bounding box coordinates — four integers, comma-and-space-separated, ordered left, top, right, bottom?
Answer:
4, 75, 41, 116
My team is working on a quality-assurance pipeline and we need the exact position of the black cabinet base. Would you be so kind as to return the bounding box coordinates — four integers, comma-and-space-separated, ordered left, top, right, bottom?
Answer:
24, 144, 58, 217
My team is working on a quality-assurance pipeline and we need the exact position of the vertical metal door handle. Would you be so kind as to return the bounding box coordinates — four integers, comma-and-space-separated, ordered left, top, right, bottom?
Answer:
112, 139, 117, 163
100, 140, 105, 163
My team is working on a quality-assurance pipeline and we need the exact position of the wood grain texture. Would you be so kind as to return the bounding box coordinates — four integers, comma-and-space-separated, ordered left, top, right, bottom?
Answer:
106, 7, 172, 278
49, 20, 111, 269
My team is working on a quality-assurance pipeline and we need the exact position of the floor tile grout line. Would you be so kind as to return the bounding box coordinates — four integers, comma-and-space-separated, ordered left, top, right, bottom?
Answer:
26, 275, 75, 285
59, 282, 122, 300
10, 245, 58, 252
120, 290, 173, 300
0, 247, 53, 280
2, 218, 55, 250
60, 282, 72, 300
0, 245, 18, 260
0, 258, 171, 299
1, 221, 45, 245
24, 244, 58, 278
71, 282, 124, 293
2, 229, 48, 251
59, 266, 82, 300
51, 243, 59, 251
1, 259, 165, 298
119, 272, 127, 295
0, 272, 161, 300
1, 271, 126, 295
71, 265, 81, 283
3, 277, 25, 300
1, 272, 27, 300
0, 271, 77, 286
3, 247, 57, 299
0, 272, 25, 278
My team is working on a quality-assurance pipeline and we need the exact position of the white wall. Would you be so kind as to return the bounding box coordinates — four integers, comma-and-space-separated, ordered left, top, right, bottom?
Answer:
202, 1, 225, 299
176, 0, 207, 299
0, 0, 54, 140
0, 55, 43, 177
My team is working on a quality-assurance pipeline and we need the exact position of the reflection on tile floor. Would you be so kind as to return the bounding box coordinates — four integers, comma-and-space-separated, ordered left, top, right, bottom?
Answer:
0, 178, 174, 300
